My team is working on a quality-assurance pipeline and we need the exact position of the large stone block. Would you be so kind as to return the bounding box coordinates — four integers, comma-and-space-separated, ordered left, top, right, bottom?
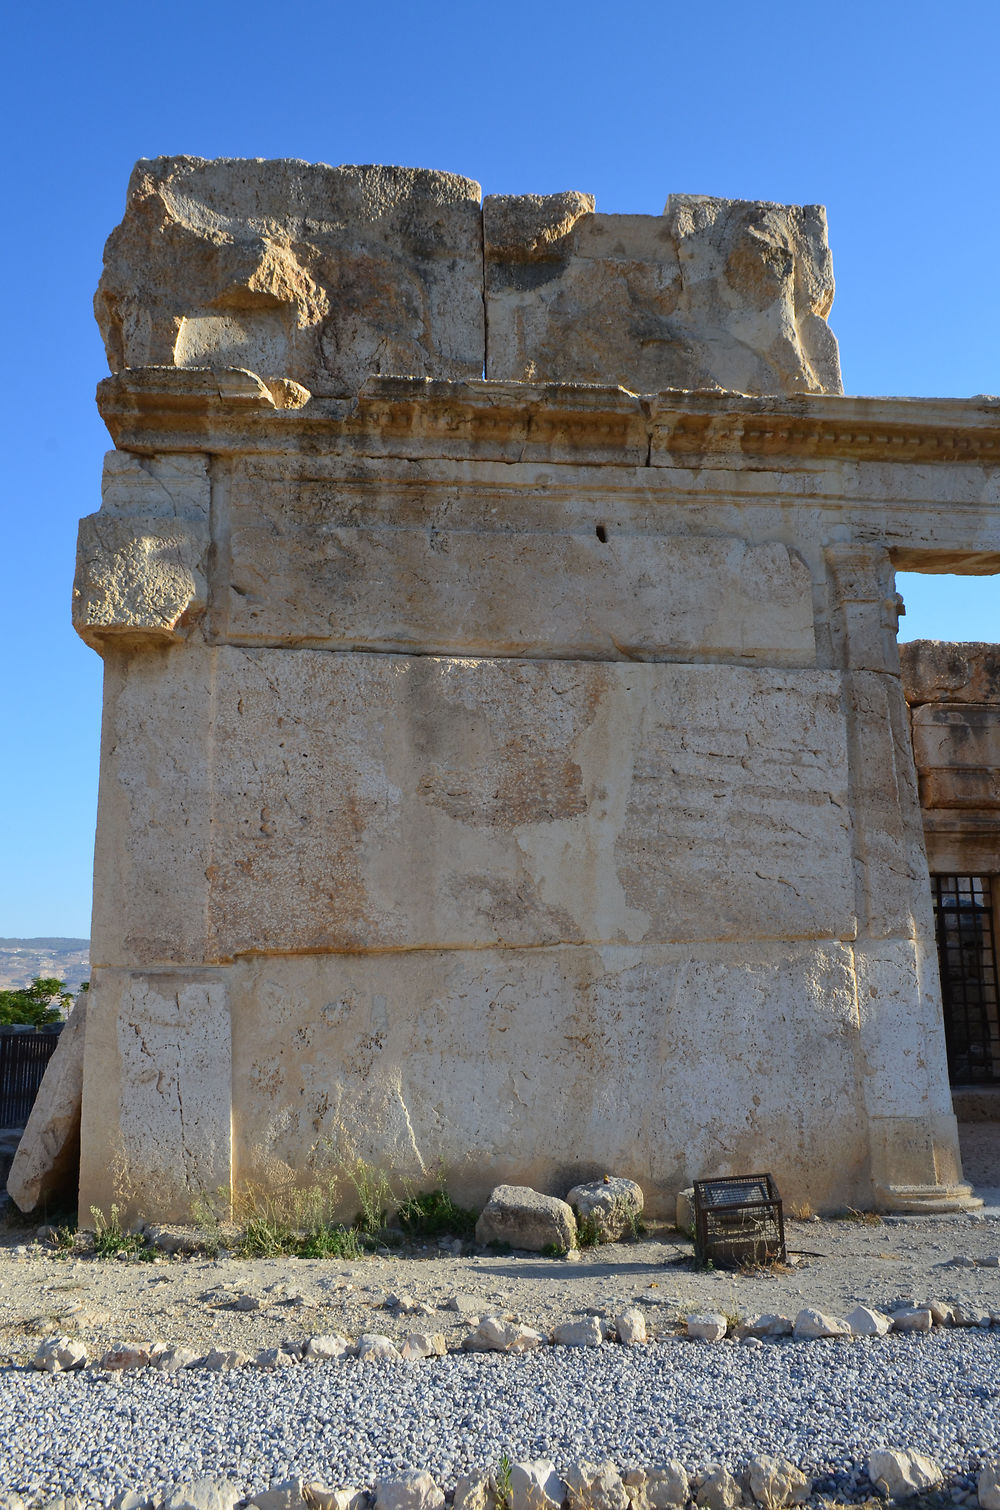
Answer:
95, 157, 485, 395
224, 940, 868, 1218
224, 460, 816, 662
484, 192, 841, 396
7, 997, 87, 1212
78, 971, 231, 1220
94, 648, 855, 964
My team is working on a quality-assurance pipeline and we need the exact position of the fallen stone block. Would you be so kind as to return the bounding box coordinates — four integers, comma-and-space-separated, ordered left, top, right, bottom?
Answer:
745, 1455, 811, 1508
846, 1306, 892, 1338
162, 1480, 242, 1510
509, 1462, 565, 1510
357, 1334, 401, 1362
374, 1472, 445, 1510
623, 1464, 689, 1510
868, 1449, 942, 1499
978, 1462, 1000, 1510
476, 1185, 576, 1253
687, 1313, 728, 1342
696, 1467, 741, 1510
32, 1335, 87, 1373
615, 1308, 647, 1345
7, 995, 87, 1212
566, 1177, 644, 1242
792, 1307, 852, 1340
563, 1460, 628, 1510
553, 1317, 604, 1348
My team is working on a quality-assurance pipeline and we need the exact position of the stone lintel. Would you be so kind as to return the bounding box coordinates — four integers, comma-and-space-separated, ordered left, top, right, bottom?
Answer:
96, 369, 1000, 471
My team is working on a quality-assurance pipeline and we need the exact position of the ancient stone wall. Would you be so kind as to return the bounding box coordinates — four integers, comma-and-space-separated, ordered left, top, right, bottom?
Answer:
69, 159, 1000, 1222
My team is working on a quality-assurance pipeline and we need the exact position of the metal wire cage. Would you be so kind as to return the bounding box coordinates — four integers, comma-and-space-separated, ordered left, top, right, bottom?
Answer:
693, 1173, 786, 1268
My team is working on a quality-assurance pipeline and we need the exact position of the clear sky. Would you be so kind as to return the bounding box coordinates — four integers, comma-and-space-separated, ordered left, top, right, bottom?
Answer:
1, 0, 997, 938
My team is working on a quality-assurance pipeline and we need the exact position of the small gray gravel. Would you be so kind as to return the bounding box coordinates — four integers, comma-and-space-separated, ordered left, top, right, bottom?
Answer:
3, 1331, 1000, 1505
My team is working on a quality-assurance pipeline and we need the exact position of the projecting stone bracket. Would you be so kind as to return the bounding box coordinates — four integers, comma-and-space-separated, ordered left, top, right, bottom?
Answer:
73, 513, 209, 647
72, 450, 211, 648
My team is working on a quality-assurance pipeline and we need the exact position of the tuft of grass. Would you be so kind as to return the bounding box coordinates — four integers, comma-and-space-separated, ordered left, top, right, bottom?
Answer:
233, 1180, 367, 1260
840, 1207, 883, 1226
788, 1199, 815, 1221
396, 1183, 477, 1241
343, 1159, 395, 1237
89, 1205, 151, 1260
575, 1211, 603, 1248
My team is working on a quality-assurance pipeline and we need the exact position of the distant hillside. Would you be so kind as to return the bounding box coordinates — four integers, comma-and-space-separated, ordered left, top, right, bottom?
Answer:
0, 939, 90, 993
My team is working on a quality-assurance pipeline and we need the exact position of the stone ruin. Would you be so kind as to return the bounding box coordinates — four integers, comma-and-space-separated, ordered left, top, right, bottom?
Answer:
12, 157, 1000, 1221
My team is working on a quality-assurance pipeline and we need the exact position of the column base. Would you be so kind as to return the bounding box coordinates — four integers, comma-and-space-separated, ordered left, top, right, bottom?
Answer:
872, 1181, 983, 1214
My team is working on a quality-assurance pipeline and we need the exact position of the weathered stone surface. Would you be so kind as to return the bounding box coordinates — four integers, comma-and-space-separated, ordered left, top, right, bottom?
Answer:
484, 192, 841, 396
90, 649, 854, 964
746, 1457, 810, 1509
462, 1317, 547, 1353
740, 1314, 794, 1339
566, 1178, 644, 1242
563, 1461, 628, 1510
453, 1476, 496, 1510
400, 1330, 447, 1360
867, 1450, 942, 1499
7, 994, 86, 1212
553, 1317, 604, 1348
99, 1343, 150, 1370
614, 1308, 647, 1345
846, 1306, 892, 1337
508, 1462, 565, 1510
476, 1186, 576, 1253
303, 1334, 351, 1361
695, 1468, 740, 1510
623, 1465, 689, 1510
96, 158, 484, 396
374, 1473, 444, 1510
792, 1308, 852, 1340
225, 466, 817, 664
151, 1344, 199, 1371
356, 1334, 401, 1362
978, 1463, 1000, 1510
162, 1480, 242, 1510
889, 1306, 933, 1333
201, 1348, 249, 1371
32, 1335, 87, 1372
249, 1481, 310, 1510
687, 1313, 728, 1342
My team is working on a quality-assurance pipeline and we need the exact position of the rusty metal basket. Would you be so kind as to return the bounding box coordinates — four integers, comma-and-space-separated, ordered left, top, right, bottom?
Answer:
693, 1173, 786, 1268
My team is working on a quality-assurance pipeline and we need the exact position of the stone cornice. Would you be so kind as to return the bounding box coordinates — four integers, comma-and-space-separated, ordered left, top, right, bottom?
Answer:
96, 368, 1000, 468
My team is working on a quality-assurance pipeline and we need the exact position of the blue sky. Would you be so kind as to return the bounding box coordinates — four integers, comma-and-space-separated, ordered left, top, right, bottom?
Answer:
1, 0, 997, 938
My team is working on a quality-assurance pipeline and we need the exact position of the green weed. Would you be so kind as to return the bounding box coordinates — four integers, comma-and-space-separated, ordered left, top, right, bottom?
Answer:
396, 1182, 477, 1241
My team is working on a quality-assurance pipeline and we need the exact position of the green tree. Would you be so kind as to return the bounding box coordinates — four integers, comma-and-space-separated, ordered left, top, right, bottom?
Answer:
0, 976, 72, 1027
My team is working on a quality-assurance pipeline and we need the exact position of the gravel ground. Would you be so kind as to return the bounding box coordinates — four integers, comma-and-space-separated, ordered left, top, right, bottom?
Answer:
2, 1330, 1000, 1505
0, 1124, 998, 1504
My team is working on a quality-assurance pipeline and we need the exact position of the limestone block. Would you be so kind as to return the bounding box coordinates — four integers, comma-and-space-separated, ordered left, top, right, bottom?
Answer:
96, 157, 484, 395
867, 1450, 942, 1499
374, 1475, 444, 1510
73, 453, 211, 649
73, 514, 208, 645
77, 971, 231, 1222
846, 1306, 892, 1337
508, 1462, 565, 1510
552, 1317, 605, 1347
889, 1306, 933, 1333
563, 1462, 628, 1510
977, 1462, 1000, 1510
792, 1308, 851, 1339
686, 1313, 727, 1342
623, 1466, 689, 1510
566, 1177, 643, 1241
745, 1458, 811, 1510
614, 1308, 647, 1345
7, 995, 86, 1212
462, 1317, 547, 1353
476, 1185, 576, 1252
162, 1481, 242, 1510
484, 190, 840, 395
911, 705, 1000, 809
901, 641, 1000, 706
225, 467, 818, 662
696, 1468, 740, 1510
227, 940, 868, 1224
119, 649, 851, 962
